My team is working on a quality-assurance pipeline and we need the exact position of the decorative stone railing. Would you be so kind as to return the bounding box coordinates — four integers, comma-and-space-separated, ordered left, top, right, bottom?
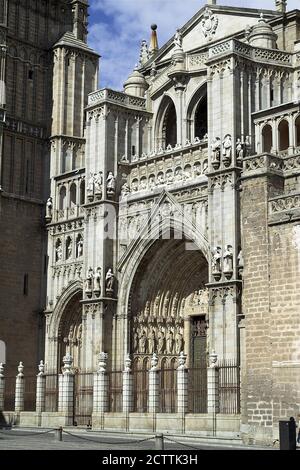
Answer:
188, 52, 209, 70
122, 142, 208, 198
242, 153, 283, 175
52, 205, 85, 223
88, 88, 147, 110
208, 39, 292, 66
269, 193, 300, 214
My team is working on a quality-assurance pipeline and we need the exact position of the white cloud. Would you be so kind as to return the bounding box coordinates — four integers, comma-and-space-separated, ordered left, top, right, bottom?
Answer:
88, 0, 300, 90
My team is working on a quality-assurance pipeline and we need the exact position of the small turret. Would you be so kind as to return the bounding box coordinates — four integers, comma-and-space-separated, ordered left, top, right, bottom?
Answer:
248, 13, 277, 49
275, 0, 287, 13
71, 0, 88, 42
123, 65, 148, 98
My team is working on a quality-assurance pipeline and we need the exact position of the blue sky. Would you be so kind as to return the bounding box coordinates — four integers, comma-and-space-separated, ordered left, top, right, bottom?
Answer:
88, 0, 299, 90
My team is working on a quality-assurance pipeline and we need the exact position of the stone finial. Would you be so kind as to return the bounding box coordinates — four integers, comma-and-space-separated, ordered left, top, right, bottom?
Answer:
207, 0, 217, 4
149, 24, 159, 55
62, 354, 73, 375
209, 351, 218, 368
98, 352, 108, 372
275, 0, 287, 13
17, 362, 24, 377
139, 39, 149, 66
178, 351, 187, 369
0, 363, 4, 377
151, 352, 159, 370
38, 360, 45, 376
124, 354, 132, 372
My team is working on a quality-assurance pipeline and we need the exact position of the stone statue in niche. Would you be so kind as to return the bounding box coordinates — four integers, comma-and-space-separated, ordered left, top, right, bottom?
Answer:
87, 172, 95, 200
157, 332, 165, 354
133, 332, 139, 352
166, 330, 174, 355
121, 182, 130, 199
94, 171, 103, 196
211, 137, 221, 169
244, 135, 251, 156
139, 331, 147, 354
236, 138, 244, 161
105, 268, 115, 296
66, 239, 72, 260
56, 242, 62, 262
106, 172, 116, 198
93, 267, 101, 295
46, 197, 53, 221
212, 246, 222, 280
76, 238, 83, 258
222, 134, 232, 167
175, 331, 184, 354
85, 267, 94, 294
148, 330, 156, 354
223, 245, 233, 279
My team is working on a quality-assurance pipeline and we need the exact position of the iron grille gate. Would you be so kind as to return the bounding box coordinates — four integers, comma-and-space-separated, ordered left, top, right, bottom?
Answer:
73, 372, 93, 426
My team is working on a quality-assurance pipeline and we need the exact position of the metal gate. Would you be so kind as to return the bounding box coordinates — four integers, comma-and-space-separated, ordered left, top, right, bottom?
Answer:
73, 372, 93, 426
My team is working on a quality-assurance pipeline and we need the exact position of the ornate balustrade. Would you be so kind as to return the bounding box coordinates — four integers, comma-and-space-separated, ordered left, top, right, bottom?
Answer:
88, 88, 147, 110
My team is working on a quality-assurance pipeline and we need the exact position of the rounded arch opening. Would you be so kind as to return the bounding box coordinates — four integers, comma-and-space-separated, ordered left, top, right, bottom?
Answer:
187, 83, 207, 141
59, 186, 67, 210
262, 124, 273, 153
278, 119, 289, 151
129, 235, 208, 370
70, 183, 77, 207
155, 96, 177, 149
57, 291, 83, 371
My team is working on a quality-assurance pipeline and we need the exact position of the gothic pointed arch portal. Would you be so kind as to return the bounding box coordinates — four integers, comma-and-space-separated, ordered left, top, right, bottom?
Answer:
129, 234, 209, 371
57, 291, 83, 371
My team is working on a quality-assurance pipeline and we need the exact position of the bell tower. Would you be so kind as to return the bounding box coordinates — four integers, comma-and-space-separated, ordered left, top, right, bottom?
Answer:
71, 0, 88, 42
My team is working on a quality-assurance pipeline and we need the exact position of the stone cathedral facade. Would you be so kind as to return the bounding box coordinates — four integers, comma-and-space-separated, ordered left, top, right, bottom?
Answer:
1, 0, 300, 445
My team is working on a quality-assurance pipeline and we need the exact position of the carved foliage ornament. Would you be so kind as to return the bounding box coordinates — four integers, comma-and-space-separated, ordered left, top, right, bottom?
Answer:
201, 8, 218, 41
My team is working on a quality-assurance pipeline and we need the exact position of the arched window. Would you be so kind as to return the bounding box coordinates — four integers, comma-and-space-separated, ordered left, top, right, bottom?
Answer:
59, 186, 67, 210
278, 119, 289, 151
194, 95, 208, 140
156, 96, 177, 150
163, 101, 177, 148
70, 183, 77, 207
295, 116, 300, 147
80, 180, 85, 205
262, 124, 273, 153
66, 237, 72, 260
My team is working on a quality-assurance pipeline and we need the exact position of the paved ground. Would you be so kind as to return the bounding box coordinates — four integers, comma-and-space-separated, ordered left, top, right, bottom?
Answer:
0, 427, 277, 451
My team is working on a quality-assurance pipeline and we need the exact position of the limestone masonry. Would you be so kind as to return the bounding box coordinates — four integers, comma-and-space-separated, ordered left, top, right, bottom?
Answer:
0, 0, 299, 446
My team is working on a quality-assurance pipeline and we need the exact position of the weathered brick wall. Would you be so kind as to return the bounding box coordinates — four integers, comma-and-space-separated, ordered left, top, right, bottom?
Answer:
269, 223, 300, 432
241, 175, 273, 443
241, 172, 300, 444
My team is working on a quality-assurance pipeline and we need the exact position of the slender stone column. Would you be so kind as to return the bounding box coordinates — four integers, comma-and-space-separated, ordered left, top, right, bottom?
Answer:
93, 352, 109, 413
0, 363, 5, 411
148, 353, 160, 413
207, 352, 220, 414
122, 354, 133, 413
15, 362, 25, 412
36, 361, 46, 413
58, 355, 74, 415
177, 352, 188, 414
